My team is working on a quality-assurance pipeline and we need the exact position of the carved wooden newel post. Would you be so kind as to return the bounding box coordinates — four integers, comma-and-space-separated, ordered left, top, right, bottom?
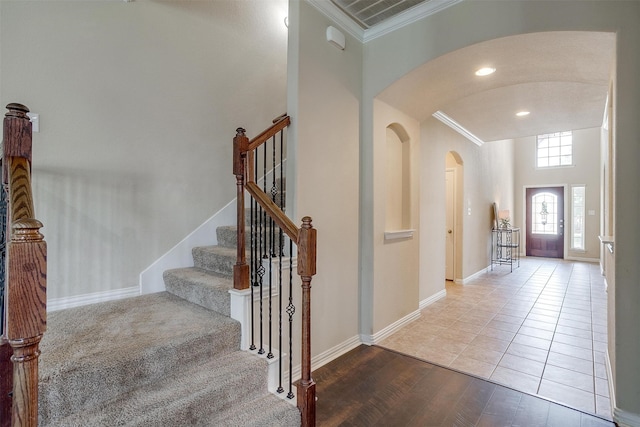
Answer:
3, 103, 47, 427
297, 217, 316, 427
233, 128, 249, 290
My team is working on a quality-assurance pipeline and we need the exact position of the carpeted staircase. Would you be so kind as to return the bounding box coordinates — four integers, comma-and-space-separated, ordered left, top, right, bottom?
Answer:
38, 222, 300, 426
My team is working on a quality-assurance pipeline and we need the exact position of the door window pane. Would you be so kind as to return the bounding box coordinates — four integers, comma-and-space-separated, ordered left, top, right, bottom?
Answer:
532, 192, 558, 234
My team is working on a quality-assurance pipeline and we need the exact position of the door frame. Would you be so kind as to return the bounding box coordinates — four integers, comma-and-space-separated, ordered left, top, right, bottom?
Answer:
522, 184, 568, 259
445, 168, 456, 281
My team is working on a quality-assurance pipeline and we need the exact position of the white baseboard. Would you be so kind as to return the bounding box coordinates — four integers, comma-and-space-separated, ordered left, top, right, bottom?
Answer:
565, 256, 600, 263
291, 334, 361, 382
457, 265, 490, 284
607, 351, 640, 427
360, 309, 421, 345
614, 408, 640, 427
606, 350, 616, 417
419, 289, 446, 310
138, 198, 236, 294
48, 286, 140, 312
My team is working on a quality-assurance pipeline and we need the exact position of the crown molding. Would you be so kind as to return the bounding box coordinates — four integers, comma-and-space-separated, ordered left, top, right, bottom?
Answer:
307, 0, 463, 44
433, 110, 485, 146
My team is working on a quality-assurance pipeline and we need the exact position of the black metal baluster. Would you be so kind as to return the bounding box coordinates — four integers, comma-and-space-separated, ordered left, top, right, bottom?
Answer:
257, 142, 268, 355
249, 153, 258, 351
286, 239, 295, 399
279, 129, 285, 213
276, 230, 285, 393
267, 135, 276, 359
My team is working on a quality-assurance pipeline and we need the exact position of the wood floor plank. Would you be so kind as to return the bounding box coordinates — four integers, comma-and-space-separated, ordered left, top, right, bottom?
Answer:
438, 377, 496, 426
546, 403, 582, 427
314, 345, 615, 427
511, 394, 551, 427
482, 385, 522, 420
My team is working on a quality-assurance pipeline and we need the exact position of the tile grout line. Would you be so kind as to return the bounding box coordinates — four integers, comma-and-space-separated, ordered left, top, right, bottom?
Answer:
491, 261, 550, 385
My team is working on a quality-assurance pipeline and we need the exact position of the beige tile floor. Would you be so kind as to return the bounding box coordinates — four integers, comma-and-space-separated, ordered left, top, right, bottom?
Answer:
378, 257, 611, 419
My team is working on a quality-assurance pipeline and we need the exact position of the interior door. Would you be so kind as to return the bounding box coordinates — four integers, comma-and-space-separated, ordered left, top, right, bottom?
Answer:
526, 186, 564, 258
445, 169, 455, 280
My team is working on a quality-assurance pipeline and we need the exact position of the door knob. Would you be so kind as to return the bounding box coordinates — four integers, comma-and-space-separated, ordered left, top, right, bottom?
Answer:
448, 230, 453, 234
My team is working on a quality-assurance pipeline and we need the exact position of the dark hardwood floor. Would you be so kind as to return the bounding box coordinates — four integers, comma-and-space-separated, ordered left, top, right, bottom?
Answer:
314, 345, 614, 427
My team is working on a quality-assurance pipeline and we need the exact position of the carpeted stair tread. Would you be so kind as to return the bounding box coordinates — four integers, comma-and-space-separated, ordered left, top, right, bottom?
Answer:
217, 224, 242, 248
46, 351, 287, 427
217, 224, 283, 250
38, 292, 240, 425
192, 245, 238, 277
164, 267, 233, 316
210, 393, 300, 427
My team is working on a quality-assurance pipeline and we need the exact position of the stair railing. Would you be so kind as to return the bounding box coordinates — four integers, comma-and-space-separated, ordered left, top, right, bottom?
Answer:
0, 103, 47, 427
233, 115, 316, 427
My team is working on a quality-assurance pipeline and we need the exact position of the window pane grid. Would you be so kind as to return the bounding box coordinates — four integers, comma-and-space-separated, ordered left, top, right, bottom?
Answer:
537, 131, 572, 168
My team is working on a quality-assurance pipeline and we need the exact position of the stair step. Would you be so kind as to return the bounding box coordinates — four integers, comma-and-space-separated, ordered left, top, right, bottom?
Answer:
192, 245, 237, 277
38, 292, 240, 425
217, 224, 286, 249
211, 393, 300, 426
46, 351, 294, 427
164, 267, 232, 316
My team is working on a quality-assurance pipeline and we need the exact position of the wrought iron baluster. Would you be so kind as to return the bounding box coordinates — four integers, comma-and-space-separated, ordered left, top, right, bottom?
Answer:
286, 239, 295, 399
267, 135, 279, 359
257, 141, 268, 355
249, 172, 257, 351
280, 131, 285, 209
277, 230, 285, 393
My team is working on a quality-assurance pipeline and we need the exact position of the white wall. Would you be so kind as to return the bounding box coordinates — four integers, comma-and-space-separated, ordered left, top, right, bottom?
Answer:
372, 99, 420, 334
361, 1, 640, 422
287, 0, 362, 357
0, 1, 288, 299
420, 118, 514, 297
514, 127, 602, 260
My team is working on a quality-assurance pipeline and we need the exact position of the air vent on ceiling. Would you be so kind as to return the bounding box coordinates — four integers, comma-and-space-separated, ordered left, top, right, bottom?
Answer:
331, 0, 430, 29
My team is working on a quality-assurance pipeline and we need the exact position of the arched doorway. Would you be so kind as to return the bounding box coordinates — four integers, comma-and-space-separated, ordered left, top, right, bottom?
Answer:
445, 151, 463, 281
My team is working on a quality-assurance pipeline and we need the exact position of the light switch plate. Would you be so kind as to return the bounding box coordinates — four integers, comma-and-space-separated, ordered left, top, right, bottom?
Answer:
27, 112, 39, 132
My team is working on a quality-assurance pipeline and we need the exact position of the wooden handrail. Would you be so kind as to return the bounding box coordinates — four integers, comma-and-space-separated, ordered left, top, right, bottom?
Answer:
246, 115, 290, 153
2, 103, 47, 427
245, 182, 298, 242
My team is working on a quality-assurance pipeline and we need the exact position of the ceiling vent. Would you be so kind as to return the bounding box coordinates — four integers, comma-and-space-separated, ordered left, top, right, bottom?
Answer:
331, 0, 429, 28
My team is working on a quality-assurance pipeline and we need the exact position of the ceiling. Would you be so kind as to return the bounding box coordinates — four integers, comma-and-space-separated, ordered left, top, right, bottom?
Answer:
322, 2, 616, 143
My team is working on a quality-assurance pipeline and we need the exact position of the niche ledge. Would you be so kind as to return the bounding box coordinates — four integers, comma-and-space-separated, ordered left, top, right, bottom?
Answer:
384, 229, 415, 241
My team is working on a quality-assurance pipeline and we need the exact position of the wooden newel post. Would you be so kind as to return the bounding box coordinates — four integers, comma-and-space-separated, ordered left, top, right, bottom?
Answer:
297, 216, 316, 427
2, 103, 47, 427
7, 218, 46, 427
233, 128, 249, 290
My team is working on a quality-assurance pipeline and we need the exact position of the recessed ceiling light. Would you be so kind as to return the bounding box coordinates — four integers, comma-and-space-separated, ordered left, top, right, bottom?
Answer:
516, 111, 530, 117
475, 67, 496, 76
